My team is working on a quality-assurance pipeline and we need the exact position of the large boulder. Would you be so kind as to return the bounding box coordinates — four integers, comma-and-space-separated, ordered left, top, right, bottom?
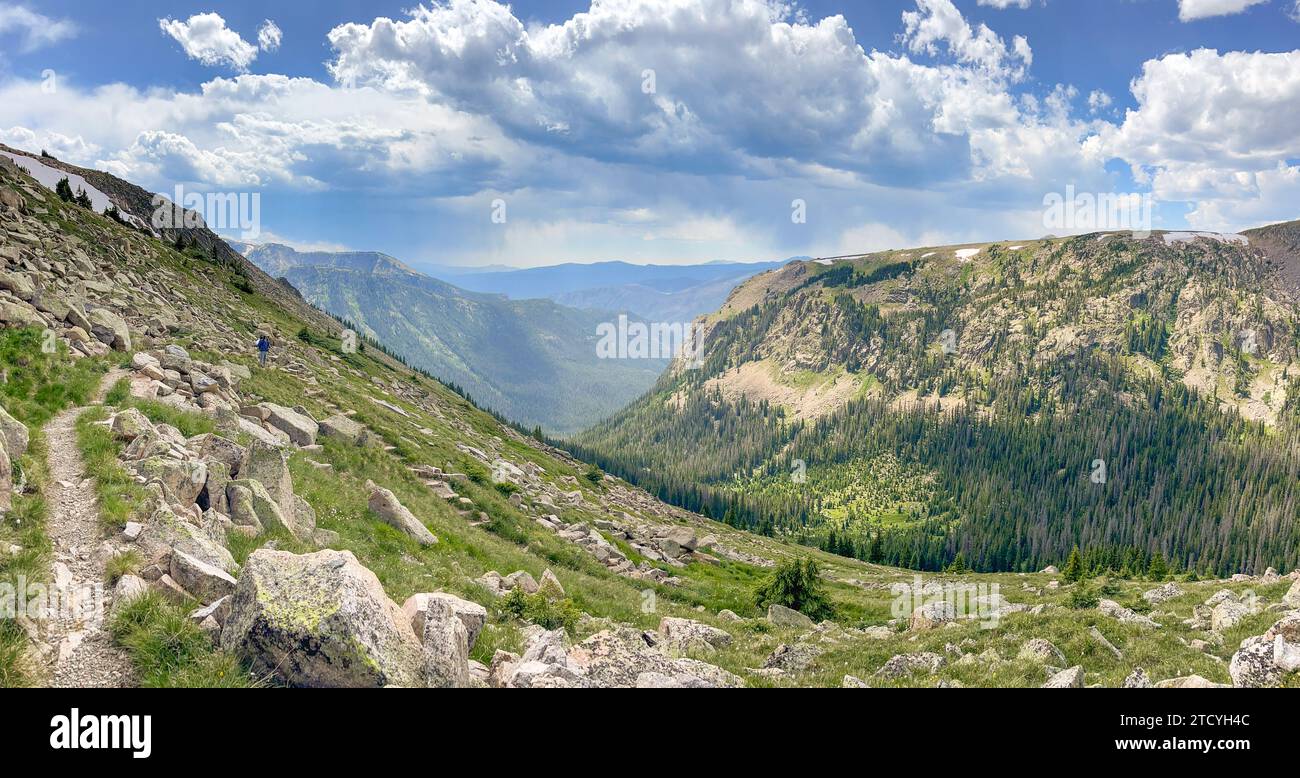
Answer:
239, 440, 295, 516
319, 415, 365, 444
189, 433, 245, 476
1229, 637, 1282, 688
658, 617, 733, 654
366, 482, 437, 546
134, 456, 207, 507
0, 404, 28, 460
137, 504, 238, 574
170, 549, 238, 604
1017, 638, 1066, 665
909, 599, 956, 631
110, 408, 154, 443
401, 592, 487, 650
226, 479, 314, 541
565, 627, 744, 688
420, 597, 471, 688
87, 308, 131, 351
1211, 599, 1253, 632
1281, 579, 1300, 609
220, 549, 423, 687
874, 652, 946, 680
261, 403, 318, 447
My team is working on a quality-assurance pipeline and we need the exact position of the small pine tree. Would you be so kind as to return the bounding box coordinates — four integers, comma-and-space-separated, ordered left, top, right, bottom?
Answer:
55, 177, 74, 202
1146, 553, 1169, 582
1062, 546, 1085, 583
945, 552, 968, 574
74, 187, 92, 209
753, 558, 834, 621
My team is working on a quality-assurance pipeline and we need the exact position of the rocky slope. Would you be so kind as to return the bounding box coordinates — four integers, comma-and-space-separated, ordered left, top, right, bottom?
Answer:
3, 149, 1299, 689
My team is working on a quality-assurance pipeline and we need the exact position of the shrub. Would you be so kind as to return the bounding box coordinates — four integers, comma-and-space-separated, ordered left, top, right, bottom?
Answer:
500, 588, 581, 633
1067, 584, 1099, 610
754, 558, 834, 622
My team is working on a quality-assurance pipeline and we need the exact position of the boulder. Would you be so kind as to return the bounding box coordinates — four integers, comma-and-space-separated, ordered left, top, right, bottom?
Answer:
768, 603, 815, 629
1122, 668, 1152, 688
239, 440, 295, 516
565, 627, 744, 688
366, 483, 437, 546
658, 616, 733, 654
1042, 666, 1085, 688
111, 574, 149, 614
134, 456, 206, 507
1154, 674, 1230, 688
420, 597, 471, 688
1099, 599, 1160, 628
1211, 599, 1253, 632
319, 415, 365, 444
110, 408, 154, 442
538, 568, 565, 598
1017, 638, 1066, 665
0, 271, 35, 300
401, 592, 487, 650
87, 308, 131, 351
1229, 638, 1282, 688
1282, 579, 1300, 609
1141, 582, 1183, 605
261, 403, 318, 447
220, 549, 423, 687
909, 599, 956, 631
137, 504, 238, 575
874, 652, 946, 680
505, 570, 540, 594
170, 549, 238, 603
0, 404, 29, 460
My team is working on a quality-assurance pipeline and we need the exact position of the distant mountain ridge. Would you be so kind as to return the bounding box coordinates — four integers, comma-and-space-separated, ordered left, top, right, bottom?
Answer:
235, 242, 669, 434
426, 258, 787, 322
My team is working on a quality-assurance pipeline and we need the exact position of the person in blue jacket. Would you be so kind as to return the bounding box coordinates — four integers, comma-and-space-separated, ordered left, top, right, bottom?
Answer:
256, 333, 271, 367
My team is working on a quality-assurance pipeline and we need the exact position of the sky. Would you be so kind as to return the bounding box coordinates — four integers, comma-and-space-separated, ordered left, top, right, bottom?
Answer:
0, 0, 1297, 268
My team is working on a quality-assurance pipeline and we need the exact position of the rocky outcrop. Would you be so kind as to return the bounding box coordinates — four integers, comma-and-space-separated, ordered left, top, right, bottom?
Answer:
221, 549, 423, 688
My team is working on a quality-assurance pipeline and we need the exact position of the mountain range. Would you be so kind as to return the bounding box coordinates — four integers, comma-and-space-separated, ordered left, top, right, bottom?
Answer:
573, 226, 1300, 576
231, 242, 670, 434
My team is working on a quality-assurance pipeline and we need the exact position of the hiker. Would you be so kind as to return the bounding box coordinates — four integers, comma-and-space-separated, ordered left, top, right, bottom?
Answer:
256, 334, 271, 366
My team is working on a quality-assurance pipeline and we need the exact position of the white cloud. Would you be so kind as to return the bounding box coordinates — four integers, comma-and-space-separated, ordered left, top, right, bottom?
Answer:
1177, 0, 1269, 22
976, 0, 1038, 9
901, 0, 1033, 81
1087, 89, 1112, 113
257, 20, 282, 53
0, 3, 76, 52
159, 13, 258, 71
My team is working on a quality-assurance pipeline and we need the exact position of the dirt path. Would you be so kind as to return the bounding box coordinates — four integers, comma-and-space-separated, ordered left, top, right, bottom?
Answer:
44, 368, 135, 688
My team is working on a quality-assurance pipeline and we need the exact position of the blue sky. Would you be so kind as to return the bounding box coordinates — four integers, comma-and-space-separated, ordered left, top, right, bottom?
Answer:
1, 0, 1298, 267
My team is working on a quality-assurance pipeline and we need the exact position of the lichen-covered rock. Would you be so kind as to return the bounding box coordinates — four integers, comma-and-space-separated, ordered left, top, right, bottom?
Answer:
134, 456, 206, 507
220, 549, 423, 688
169, 549, 238, 604
1017, 638, 1066, 665
1042, 665, 1085, 688
110, 408, 154, 443
1229, 637, 1282, 688
87, 307, 131, 351
874, 652, 946, 680
659, 616, 732, 654
239, 439, 296, 516
319, 414, 365, 444
138, 504, 237, 574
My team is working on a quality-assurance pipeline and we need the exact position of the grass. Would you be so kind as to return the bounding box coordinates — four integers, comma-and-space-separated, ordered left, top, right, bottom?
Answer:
125, 397, 216, 437
75, 406, 149, 530
109, 592, 257, 687
0, 330, 107, 687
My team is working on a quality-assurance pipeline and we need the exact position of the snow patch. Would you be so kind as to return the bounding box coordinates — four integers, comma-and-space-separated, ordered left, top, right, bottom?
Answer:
921, 252, 936, 258
0, 150, 151, 232
1162, 232, 1250, 246
955, 248, 980, 261
1007, 245, 1024, 250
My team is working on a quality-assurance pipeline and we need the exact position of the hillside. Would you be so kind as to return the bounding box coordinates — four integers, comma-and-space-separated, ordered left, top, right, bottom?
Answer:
3, 150, 1299, 690
236, 242, 668, 434
574, 229, 1300, 576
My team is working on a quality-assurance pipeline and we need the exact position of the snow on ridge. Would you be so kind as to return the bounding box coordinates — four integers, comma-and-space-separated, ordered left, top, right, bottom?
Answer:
955, 248, 980, 261
1162, 231, 1250, 246
0, 150, 151, 233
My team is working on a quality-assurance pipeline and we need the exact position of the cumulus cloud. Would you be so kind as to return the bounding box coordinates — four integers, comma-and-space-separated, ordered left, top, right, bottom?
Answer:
0, 3, 76, 52
1177, 0, 1269, 22
159, 13, 258, 71
257, 20, 282, 52
901, 0, 1033, 81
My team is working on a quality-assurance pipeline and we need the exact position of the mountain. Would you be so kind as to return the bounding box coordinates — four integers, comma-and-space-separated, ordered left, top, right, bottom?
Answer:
4, 147, 1299, 692
236, 243, 668, 434
428, 259, 786, 322
573, 228, 1300, 576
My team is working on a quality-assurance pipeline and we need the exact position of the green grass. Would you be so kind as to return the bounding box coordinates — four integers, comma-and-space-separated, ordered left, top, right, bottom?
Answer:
75, 406, 150, 530
0, 329, 107, 687
109, 592, 257, 687
125, 397, 215, 437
